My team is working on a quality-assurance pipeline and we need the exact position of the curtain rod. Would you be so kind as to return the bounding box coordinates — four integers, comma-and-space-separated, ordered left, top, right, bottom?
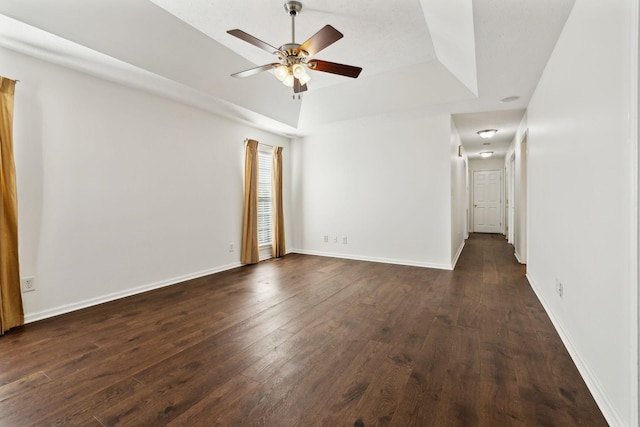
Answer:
244, 138, 274, 148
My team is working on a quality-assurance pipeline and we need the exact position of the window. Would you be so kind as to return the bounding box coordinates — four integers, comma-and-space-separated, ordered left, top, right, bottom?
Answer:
257, 149, 272, 245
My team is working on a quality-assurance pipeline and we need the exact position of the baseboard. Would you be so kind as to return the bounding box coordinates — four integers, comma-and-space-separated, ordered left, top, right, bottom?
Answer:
525, 273, 624, 427
514, 250, 524, 264
290, 249, 453, 270
451, 240, 466, 269
24, 261, 242, 324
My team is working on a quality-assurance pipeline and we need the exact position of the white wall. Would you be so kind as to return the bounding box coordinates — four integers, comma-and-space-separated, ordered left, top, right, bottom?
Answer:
450, 120, 467, 265
4, 46, 292, 322
292, 112, 454, 269
525, 0, 637, 424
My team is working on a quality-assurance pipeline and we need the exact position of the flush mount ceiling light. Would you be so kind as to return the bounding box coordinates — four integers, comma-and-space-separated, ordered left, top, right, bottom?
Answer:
477, 129, 498, 139
500, 95, 520, 103
480, 151, 494, 158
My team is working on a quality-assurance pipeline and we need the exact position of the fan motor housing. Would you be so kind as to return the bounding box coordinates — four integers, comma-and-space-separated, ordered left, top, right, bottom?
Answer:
279, 43, 308, 59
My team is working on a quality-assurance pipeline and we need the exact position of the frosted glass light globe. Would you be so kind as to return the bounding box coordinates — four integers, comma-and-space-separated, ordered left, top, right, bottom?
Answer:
283, 74, 294, 87
299, 72, 311, 85
274, 65, 289, 82
292, 63, 305, 79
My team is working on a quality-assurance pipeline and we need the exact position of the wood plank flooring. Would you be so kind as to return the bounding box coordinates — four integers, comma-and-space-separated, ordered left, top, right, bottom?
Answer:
0, 233, 607, 426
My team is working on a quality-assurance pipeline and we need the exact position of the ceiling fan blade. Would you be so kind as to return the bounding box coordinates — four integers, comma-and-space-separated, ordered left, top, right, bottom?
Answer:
307, 60, 362, 78
299, 25, 343, 56
293, 78, 308, 94
231, 63, 279, 78
227, 29, 283, 55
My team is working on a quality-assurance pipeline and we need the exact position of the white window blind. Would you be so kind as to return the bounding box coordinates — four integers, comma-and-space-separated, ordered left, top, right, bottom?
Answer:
257, 150, 272, 246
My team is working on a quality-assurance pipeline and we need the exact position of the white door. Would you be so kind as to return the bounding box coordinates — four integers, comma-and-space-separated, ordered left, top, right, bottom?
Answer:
473, 170, 502, 233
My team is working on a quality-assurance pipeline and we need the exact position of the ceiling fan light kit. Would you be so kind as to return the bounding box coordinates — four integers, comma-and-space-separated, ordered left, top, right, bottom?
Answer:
227, 1, 362, 97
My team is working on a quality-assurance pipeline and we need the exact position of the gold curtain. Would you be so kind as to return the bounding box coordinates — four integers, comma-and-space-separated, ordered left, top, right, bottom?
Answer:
272, 146, 285, 258
241, 139, 260, 264
0, 77, 24, 335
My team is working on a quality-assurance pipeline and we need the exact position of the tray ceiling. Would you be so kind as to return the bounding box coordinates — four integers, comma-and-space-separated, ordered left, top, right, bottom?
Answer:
0, 0, 575, 157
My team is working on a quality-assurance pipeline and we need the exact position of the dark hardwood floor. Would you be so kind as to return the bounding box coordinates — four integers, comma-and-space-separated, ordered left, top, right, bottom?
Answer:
0, 234, 607, 426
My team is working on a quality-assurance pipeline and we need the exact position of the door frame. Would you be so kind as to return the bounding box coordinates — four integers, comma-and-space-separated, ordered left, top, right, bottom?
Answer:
507, 153, 516, 244
514, 132, 527, 263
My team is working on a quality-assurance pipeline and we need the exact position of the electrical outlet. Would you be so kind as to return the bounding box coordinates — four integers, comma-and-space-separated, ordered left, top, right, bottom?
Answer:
332, 236, 338, 243
342, 237, 348, 244
229, 243, 234, 253
21, 277, 35, 293
323, 235, 329, 243
556, 279, 563, 298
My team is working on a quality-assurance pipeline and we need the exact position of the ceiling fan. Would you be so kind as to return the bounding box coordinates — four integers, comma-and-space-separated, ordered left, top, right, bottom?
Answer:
227, 1, 362, 96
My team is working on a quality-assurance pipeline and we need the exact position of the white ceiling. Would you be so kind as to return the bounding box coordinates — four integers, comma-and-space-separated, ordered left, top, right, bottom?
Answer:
149, 0, 438, 88
0, 0, 575, 158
